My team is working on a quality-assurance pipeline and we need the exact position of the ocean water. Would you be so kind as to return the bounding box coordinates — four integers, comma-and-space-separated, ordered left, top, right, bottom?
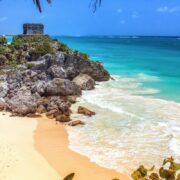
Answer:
54, 36, 180, 174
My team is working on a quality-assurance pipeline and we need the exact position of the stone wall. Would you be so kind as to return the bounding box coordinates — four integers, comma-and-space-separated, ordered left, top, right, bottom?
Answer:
23, 24, 44, 35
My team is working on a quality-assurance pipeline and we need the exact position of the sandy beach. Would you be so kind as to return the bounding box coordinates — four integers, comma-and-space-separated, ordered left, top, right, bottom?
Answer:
35, 115, 130, 180
0, 112, 129, 180
0, 112, 60, 180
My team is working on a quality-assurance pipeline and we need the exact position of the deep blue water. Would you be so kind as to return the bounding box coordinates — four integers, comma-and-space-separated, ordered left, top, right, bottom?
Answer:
54, 36, 180, 102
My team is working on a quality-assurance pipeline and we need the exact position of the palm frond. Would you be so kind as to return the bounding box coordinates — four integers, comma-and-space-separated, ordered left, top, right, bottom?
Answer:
90, 0, 102, 12
33, 0, 101, 12
33, 0, 51, 13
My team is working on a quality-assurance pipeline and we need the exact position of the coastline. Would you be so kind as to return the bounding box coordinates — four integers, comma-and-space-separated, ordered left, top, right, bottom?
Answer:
0, 112, 60, 180
34, 115, 130, 180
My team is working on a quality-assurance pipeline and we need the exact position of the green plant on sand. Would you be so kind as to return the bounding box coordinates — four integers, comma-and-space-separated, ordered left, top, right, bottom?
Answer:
131, 157, 180, 180
62, 157, 180, 180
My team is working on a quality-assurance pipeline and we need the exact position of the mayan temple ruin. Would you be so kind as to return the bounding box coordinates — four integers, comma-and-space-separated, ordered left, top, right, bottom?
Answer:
23, 23, 44, 35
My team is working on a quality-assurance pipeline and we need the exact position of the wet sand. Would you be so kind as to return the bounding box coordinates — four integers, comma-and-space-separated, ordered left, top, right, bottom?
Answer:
34, 115, 130, 180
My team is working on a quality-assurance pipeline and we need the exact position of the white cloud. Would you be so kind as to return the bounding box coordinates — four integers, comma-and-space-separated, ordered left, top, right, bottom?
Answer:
157, 6, 180, 13
117, 8, 123, 13
120, 20, 126, 24
0, 16, 8, 22
132, 11, 139, 18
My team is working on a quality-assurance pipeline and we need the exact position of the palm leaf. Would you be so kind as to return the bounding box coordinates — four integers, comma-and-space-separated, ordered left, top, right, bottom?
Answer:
33, 0, 101, 12
33, 0, 52, 12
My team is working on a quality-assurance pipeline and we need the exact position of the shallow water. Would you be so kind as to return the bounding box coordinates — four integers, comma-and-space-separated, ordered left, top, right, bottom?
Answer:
67, 77, 180, 173
56, 36, 180, 173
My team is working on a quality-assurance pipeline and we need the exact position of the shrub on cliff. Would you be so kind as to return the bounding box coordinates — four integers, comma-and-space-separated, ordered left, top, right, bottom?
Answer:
0, 45, 22, 65
29, 42, 54, 56
0, 46, 7, 55
13, 35, 54, 44
12, 35, 54, 49
0, 37, 6, 45
79, 52, 89, 59
74, 50, 89, 59
0, 55, 7, 66
58, 42, 71, 54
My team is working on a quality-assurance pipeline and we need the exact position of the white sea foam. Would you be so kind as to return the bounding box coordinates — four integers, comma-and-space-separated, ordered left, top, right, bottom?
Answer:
67, 74, 180, 174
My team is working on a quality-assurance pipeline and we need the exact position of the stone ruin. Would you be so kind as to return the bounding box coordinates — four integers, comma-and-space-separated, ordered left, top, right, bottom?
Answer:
23, 23, 44, 35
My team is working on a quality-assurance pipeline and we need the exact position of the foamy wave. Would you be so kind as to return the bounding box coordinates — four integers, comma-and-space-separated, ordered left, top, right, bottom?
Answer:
112, 73, 160, 82
67, 74, 180, 174
135, 73, 160, 82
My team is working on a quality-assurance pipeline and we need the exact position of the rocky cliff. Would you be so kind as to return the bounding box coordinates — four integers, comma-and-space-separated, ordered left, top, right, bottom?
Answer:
0, 35, 110, 123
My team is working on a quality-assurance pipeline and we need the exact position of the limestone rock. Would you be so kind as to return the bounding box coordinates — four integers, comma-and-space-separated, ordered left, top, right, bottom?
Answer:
73, 74, 95, 90
6, 87, 38, 115
67, 96, 77, 104
36, 105, 46, 114
0, 98, 6, 110
0, 82, 8, 98
45, 78, 81, 96
54, 52, 65, 65
56, 114, 71, 123
78, 106, 95, 117
47, 65, 67, 79
67, 120, 85, 126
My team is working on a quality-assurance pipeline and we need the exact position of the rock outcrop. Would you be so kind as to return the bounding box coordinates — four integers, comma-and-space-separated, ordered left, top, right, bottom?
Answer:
56, 114, 71, 123
73, 74, 95, 90
45, 78, 81, 96
67, 120, 85, 126
6, 87, 38, 115
78, 106, 96, 117
0, 35, 109, 120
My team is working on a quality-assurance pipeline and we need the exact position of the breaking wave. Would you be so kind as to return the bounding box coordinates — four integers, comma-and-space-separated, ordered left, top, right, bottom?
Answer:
66, 74, 180, 174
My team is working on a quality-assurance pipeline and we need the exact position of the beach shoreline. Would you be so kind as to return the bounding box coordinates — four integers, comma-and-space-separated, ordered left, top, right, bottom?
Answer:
0, 112, 60, 180
34, 115, 130, 180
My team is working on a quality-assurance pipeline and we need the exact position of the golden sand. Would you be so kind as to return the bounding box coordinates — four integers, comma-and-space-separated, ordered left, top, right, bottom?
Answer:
34, 115, 130, 180
0, 111, 129, 180
0, 112, 60, 180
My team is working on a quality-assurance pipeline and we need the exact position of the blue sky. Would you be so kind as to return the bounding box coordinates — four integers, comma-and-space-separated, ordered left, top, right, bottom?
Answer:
0, 0, 180, 36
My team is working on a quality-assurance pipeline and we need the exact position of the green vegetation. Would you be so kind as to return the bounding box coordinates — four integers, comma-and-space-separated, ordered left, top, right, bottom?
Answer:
26, 63, 34, 69
0, 37, 6, 44
79, 52, 89, 59
58, 42, 71, 54
13, 35, 54, 44
0, 54, 7, 66
131, 157, 180, 180
0, 46, 7, 55
0, 35, 92, 69
12, 35, 54, 49
74, 50, 89, 59
29, 42, 54, 55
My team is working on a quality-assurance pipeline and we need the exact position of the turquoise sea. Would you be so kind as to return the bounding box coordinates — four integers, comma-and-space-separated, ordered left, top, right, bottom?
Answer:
55, 36, 180, 174
56, 36, 180, 102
